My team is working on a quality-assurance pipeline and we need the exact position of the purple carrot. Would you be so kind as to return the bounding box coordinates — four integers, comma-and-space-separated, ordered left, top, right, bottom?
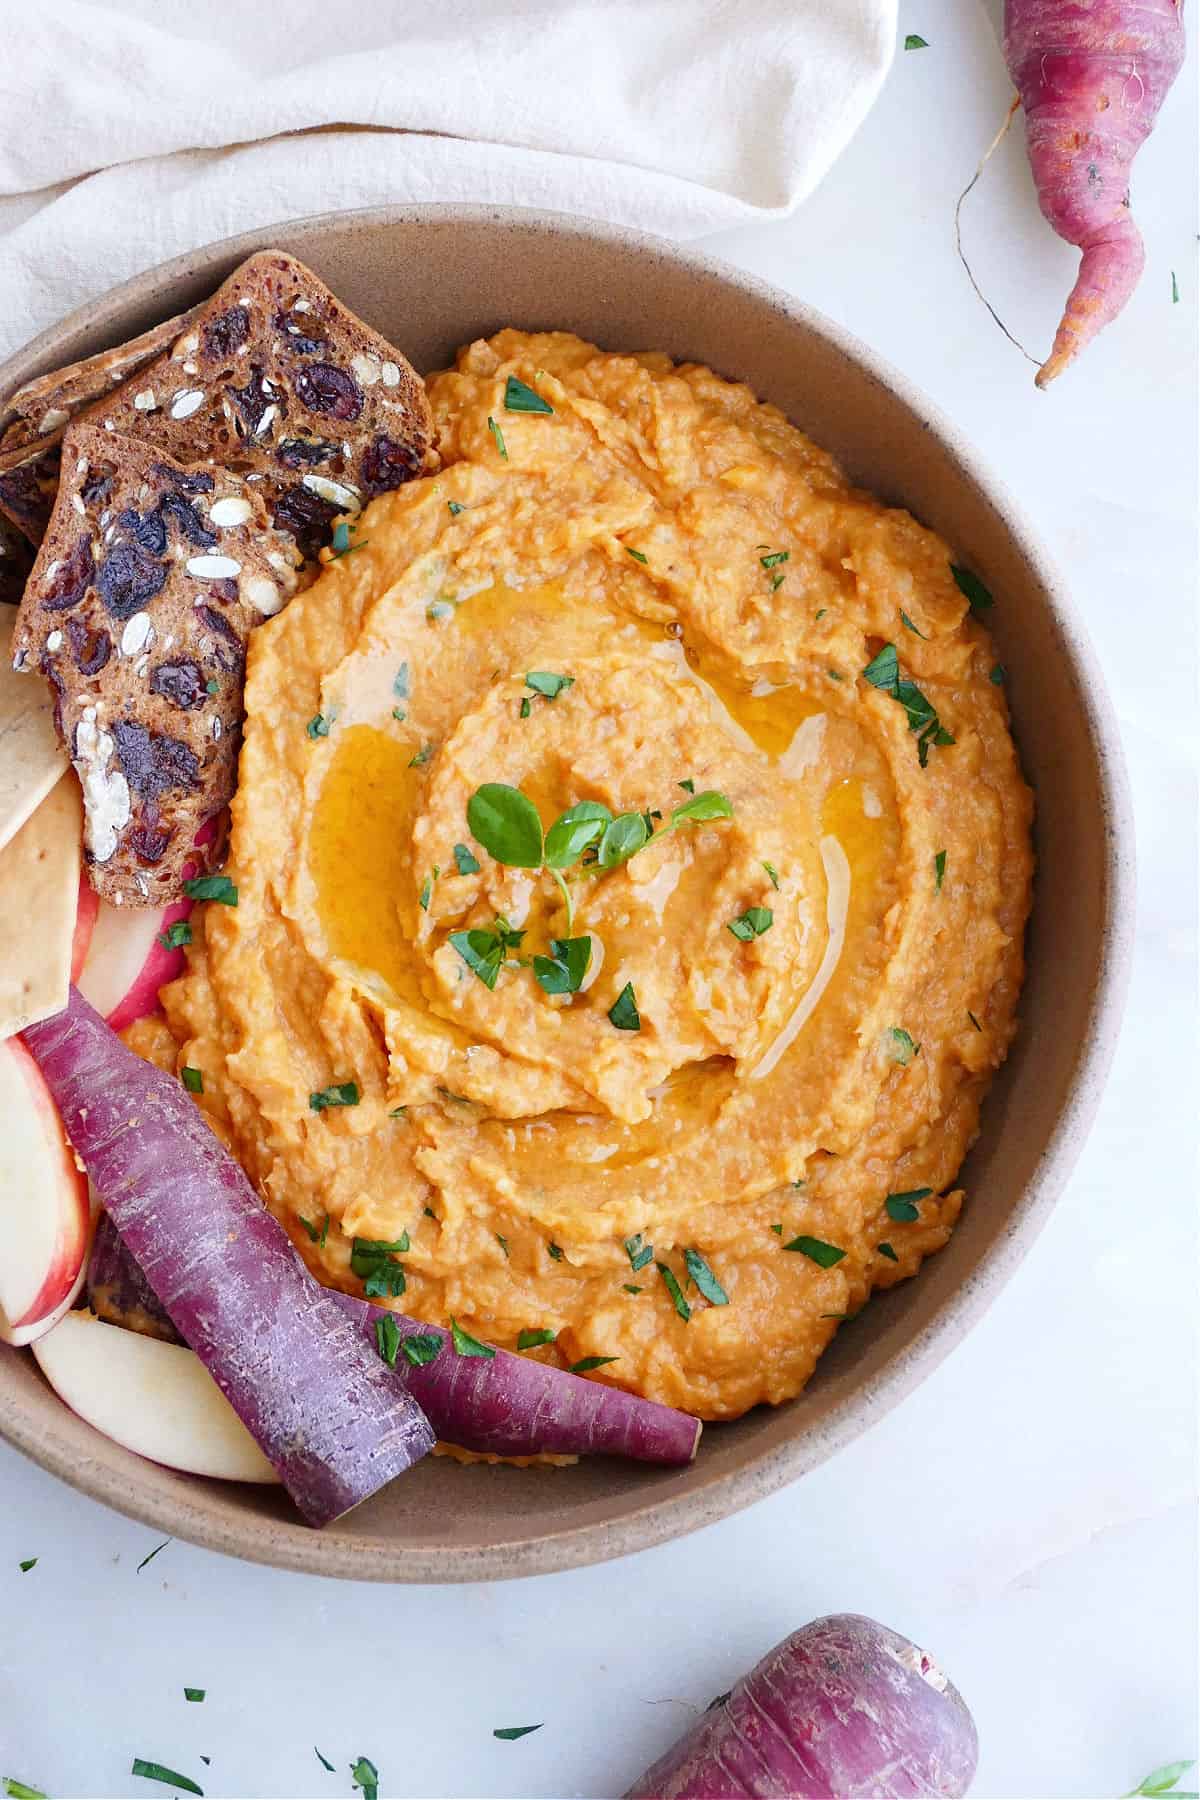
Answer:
23, 986, 434, 1525
86, 1214, 701, 1465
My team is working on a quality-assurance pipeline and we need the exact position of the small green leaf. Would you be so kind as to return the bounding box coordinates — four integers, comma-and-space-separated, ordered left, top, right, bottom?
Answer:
418, 872, 434, 912
684, 1248, 729, 1305
504, 376, 553, 415
310, 1081, 360, 1111
862, 643, 899, 689
878, 1241, 899, 1262
546, 1241, 565, 1261
625, 545, 648, 564
904, 32, 929, 48
488, 415, 508, 460
989, 663, 1006, 685
900, 610, 927, 637
131, 1761, 204, 1797
1171, 271, 1180, 305
1125, 1762, 1197, 1798
493, 1725, 544, 1741
657, 1261, 691, 1321
784, 1234, 846, 1267
136, 1540, 170, 1573
306, 712, 331, 739
759, 550, 789, 570
183, 1688, 205, 1704
352, 1235, 408, 1299
451, 1317, 496, 1358
449, 927, 504, 989
886, 1027, 919, 1066
401, 1333, 443, 1367
625, 1233, 654, 1273
467, 783, 544, 867
570, 1355, 619, 1373
375, 1315, 402, 1367
950, 563, 994, 612
205, 678, 220, 695
393, 662, 410, 699
314, 1749, 335, 1773
157, 920, 192, 950
448, 500, 466, 516
517, 1328, 557, 1349
623, 1283, 643, 1294
886, 1188, 933, 1222
452, 842, 481, 875
608, 982, 641, 1031
180, 1066, 203, 1094
598, 811, 649, 868
762, 860, 780, 889
533, 935, 592, 996
934, 849, 947, 891
17, 1558, 37, 1573
298, 1211, 330, 1247
671, 790, 733, 826
728, 907, 773, 942
183, 874, 237, 906
409, 742, 434, 767
3, 1782, 48, 1799
770, 1222, 783, 1235
495, 1232, 510, 1257
545, 800, 611, 868
350, 1758, 380, 1800
525, 670, 574, 700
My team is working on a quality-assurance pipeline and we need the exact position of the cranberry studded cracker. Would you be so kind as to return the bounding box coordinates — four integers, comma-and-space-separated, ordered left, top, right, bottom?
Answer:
0, 305, 204, 457
0, 433, 61, 548
12, 423, 299, 907
77, 251, 434, 561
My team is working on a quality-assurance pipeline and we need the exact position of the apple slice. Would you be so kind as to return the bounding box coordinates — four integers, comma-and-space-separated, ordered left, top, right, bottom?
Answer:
71, 876, 100, 982
0, 1038, 91, 1345
32, 1309, 279, 1485
76, 896, 193, 1031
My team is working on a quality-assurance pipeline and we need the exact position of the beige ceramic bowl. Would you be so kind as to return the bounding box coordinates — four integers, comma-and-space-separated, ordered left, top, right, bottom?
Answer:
0, 207, 1133, 1582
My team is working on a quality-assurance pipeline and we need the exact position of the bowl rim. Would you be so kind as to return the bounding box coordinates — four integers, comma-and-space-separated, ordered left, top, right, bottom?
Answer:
0, 202, 1136, 1583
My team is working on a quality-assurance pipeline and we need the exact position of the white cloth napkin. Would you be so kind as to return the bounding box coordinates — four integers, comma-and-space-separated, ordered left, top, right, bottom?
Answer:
0, 0, 894, 366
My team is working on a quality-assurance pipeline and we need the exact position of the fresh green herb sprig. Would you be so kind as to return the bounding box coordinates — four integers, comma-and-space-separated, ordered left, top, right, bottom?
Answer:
862, 643, 955, 767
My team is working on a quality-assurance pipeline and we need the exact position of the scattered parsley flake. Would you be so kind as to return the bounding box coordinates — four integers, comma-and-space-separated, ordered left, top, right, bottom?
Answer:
760, 550, 789, 570
181, 1066, 203, 1094
624, 1233, 654, 1273
394, 662, 410, 700
862, 643, 954, 766
517, 1328, 557, 1349
447, 499, 466, 518
350, 1757, 380, 1800
989, 663, 1006, 685
309, 1081, 360, 1111
950, 564, 994, 612
306, 713, 331, 739
728, 906, 773, 941
608, 981, 641, 1031
934, 849, 947, 892
493, 1725, 544, 1741
17, 1558, 37, 1573
533, 934, 592, 996
625, 546, 649, 564
762, 860, 780, 888
878, 1241, 899, 1262
770, 1222, 783, 1235
623, 1283, 643, 1294
900, 611, 927, 637
299, 1211, 330, 1247
547, 1242, 565, 1262
886, 1187, 933, 1222
519, 696, 532, 718
678, 777, 695, 793
392, 707, 406, 722
375, 1315, 402, 1368
157, 920, 192, 950
488, 415, 508, 460
352, 1234, 409, 1298
314, 1749, 335, 1773
684, 1248, 729, 1305
136, 1540, 170, 1573
451, 1317, 496, 1358
784, 1235, 846, 1267
419, 872, 433, 912
770, 570, 786, 591
182, 875, 237, 906
130, 1760, 203, 1797
453, 842, 481, 875
402, 1334, 443, 1367
504, 375, 553, 415
570, 1355, 619, 1373
1171, 272, 1180, 305
495, 1232, 510, 1258
409, 742, 434, 767
904, 32, 929, 48
525, 670, 574, 700
183, 1688, 205, 1704
3, 1783, 47, 1799
885, 1026, 919, 1066
657, 1261, 692, 1321
205, 678, 219, 696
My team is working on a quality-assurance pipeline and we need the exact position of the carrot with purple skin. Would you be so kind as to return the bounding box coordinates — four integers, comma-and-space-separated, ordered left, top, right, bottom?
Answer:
1005, 0, 1186, 386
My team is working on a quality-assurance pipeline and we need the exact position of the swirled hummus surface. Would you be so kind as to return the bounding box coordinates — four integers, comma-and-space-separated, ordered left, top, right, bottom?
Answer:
151, 330, 1033, 1420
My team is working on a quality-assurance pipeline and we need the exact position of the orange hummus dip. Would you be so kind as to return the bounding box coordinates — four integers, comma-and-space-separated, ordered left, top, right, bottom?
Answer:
141, 330, 1033, 1421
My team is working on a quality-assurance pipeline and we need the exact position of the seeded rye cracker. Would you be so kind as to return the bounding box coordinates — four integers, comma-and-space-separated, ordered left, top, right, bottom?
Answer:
12, 423, 299, 907
0, 304, 203, 455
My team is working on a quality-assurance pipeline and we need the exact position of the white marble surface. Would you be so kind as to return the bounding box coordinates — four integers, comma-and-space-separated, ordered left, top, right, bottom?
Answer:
1, 4, 1196, 1796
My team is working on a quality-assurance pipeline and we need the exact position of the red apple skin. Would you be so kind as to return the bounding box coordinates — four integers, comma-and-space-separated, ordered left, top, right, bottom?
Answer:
70, 877, 100, 983
0, 1039, 91, 1342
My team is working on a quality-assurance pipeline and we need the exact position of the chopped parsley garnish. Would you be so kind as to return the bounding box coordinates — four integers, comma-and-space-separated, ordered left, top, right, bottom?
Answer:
450, 921, 524, 989
904, 32, 929, 48
878, 1241, 899, 1262
375, 1315, 402, 1367
3, 1783, 47, 1799
678, 777, 695, 793
504, 375, 553, 415
525, 670, 574, 701
968, 1010, 983, 1031
625, 546, 649, 564
130, 1761, 203, 1797
136, 1540, 170, 1573
770, 570, 786, 592
728, 906, 773, 942
624, 1232, 654, 1273
519, 696, 532, 718
314, 1749, 335, 1774
392, 707, 406, 722
862, 642, 955, 766
885, 1026, 919, 1065
309, 1081, 360, 1111
900, 610, 927, 637
448, 500, 466, 516
450, 1317, 495, 1358
623, 1284, 643, 1294
306, 712, 331, 739
350, 1757, 379, 1800
546, 1242, 565, 1262
409, 742, 434, 767
157, 920, 192, 950
770, 1222, 783, 1235
453, 842, 481, 875
493, 1725, 544, 1741
352, 1233, 409, 1298
17, 1558, 37, 1573
183, 1689, 205, 1704
205, 678, 219, 695
1171, 272, 1180, 305
760, 550, 789, 570
570, 1355, 619, 1373
419, 871, 434, 912
950, 564, 994, 612
608, 982, 641, 1031
402, 1334, 443, 1367
934, 849, 947, 891
394, 662, 410, 699
517, 1328, 557, 1349
990, 663, 1006, 685
496, 1232, 510, 1257
657, 1261, 691, 1321
684, 1248, 729, 1306
181, 1066, 203, 1094
182, 874, 237, 906
886, 1187, 933, 1222
299, 1211, 330, 1247
784, 1235, 846, 1267
487, 415, 508, 460
533, 934, 592, 995
390, 1107, 409, 1121
762, 860, 780, 889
